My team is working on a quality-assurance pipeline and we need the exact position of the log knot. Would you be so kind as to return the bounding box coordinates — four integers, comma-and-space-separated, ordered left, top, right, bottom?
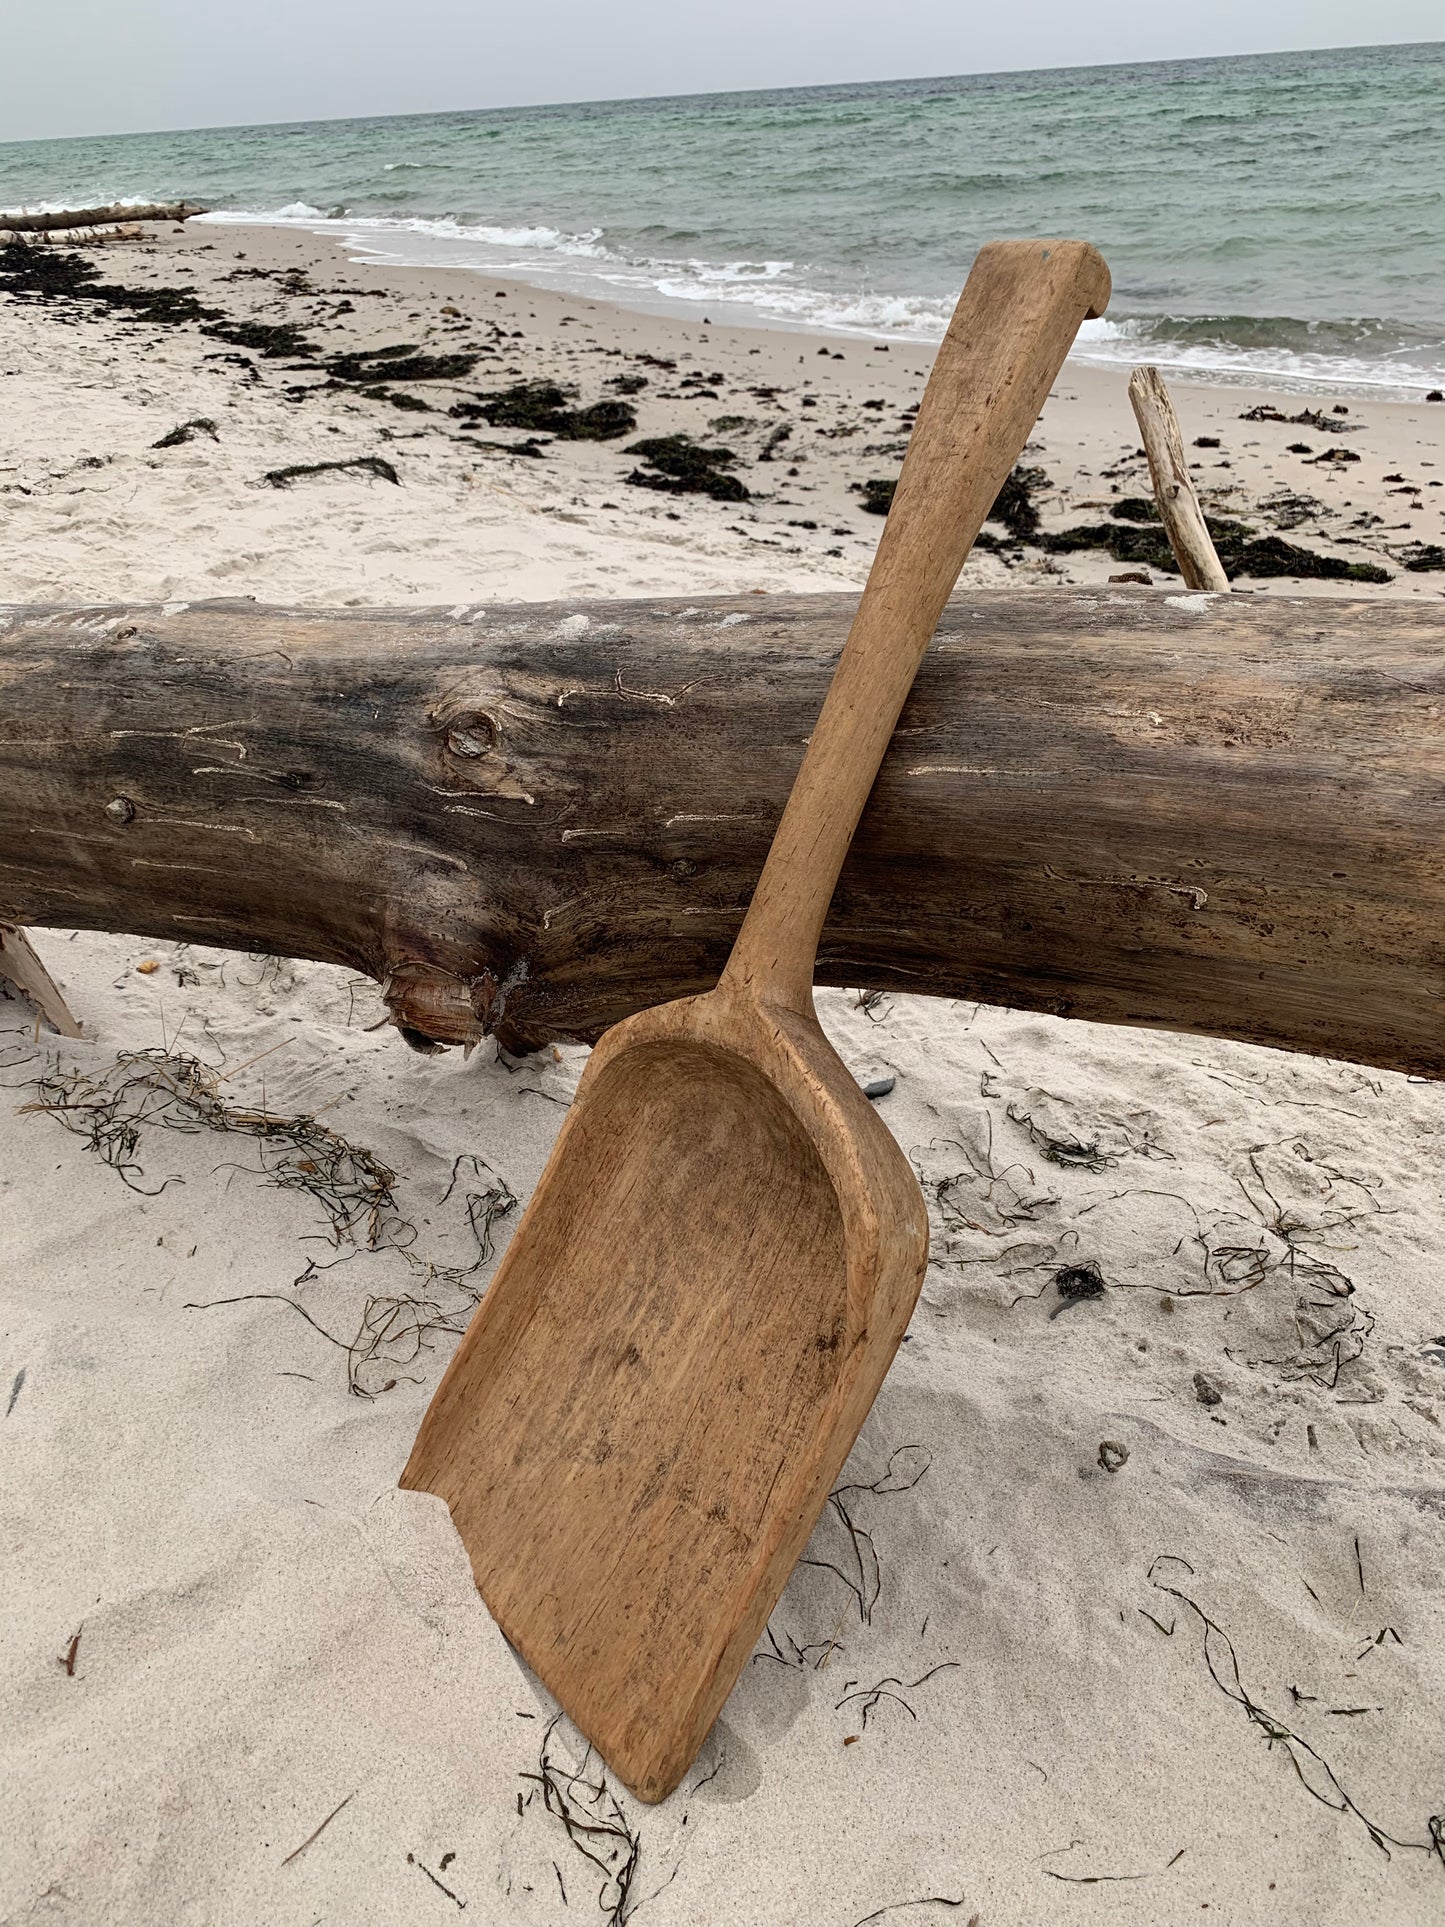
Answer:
381, 955, 537, 1053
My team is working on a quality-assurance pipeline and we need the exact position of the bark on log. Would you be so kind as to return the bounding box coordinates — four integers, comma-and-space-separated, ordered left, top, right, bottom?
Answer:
1, 588, 1443, 1074
0, 203, 206, 233
1129, 365, 1230, 592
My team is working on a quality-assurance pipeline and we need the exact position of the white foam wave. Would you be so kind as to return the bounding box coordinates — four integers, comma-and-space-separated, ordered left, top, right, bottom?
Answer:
198, 205, 608, 258
193, 205, 1445, 398
1071, 315, 1445, 398
0, 193, 181, 218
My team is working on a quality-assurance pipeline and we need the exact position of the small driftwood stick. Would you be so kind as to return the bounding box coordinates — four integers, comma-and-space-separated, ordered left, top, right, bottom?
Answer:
0, 203, 205, 235
1129, 364, 1230, 591
0, 926, 81, 1037
3, 590, 1445, 1074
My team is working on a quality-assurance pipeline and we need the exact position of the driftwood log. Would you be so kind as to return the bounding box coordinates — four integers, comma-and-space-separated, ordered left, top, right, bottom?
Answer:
1, 588, 1443, 1072
0, 202, 206, 234
1129, 365, 1230, 592
0, 925, 81, 1036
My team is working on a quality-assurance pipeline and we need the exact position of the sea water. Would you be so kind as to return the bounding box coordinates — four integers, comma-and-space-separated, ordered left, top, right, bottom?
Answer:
1, 40, 1442, 396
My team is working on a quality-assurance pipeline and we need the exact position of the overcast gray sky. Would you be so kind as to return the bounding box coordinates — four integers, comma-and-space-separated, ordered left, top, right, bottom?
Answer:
6, 0, 1440, 143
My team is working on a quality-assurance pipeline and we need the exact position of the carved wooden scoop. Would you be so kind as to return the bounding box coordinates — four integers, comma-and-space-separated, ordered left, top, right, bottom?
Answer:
402, 239, 1111, 1801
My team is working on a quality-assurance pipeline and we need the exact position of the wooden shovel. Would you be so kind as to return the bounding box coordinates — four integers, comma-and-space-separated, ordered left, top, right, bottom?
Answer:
402, 239, 1111, 1802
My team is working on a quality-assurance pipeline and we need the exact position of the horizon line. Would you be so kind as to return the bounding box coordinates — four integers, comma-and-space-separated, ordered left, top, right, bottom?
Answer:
2, 35, 1441, 151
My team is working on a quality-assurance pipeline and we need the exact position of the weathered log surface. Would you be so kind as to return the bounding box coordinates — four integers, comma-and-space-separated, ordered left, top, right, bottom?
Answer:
0, 202, 205, 233
1, 588, 1443, 1071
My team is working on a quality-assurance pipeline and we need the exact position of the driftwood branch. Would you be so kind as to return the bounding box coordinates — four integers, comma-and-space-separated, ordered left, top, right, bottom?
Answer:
0, 203, 206, 234
2, 588, 1443, 1073
0, 926, 82, 1036
1129, 365, 1230, 591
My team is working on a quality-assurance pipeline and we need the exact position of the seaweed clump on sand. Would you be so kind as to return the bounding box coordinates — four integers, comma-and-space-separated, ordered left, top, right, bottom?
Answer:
454, 379, 637, 441
205, 317, 317, 359
0, 241, 214, 329
152, 417, 218, 449
1220, 533, 1390, 584
987, 463, 1049, 540
1239, 403, 1362, 432
625, 434, 749, 502
263, 455, 400, 488
1045, 492, 1392, 584
875, 456, 1394, 584
1400, 543, 1445, 572
15, 1044, 519, 1401
0, 243, 318, 358
326, 344, 480, 386
363, 388, 431, 412
1043, 519, 1178, 573
855, 477, 897, 516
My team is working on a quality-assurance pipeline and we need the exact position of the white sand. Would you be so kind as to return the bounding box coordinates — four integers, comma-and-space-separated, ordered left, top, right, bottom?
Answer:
2, 229, 1444, 1926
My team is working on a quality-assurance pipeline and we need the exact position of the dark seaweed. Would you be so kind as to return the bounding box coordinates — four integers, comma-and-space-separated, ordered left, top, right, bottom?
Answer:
204, 317, 317, 359
327, 345, 479, 385
16, 1043, 515, 1399
987, 463, 1049, 539
625, 434, 749, 501
262, 455, 400, 488
520, 1718, 640, 1926
1052, 1261, 1107, 1314
1043, 517, 1392, 584
1150, 1555, 1443, 1867
1221, 533, 1389, 584
459, 379, 636, 440
152, 417, 218, 449
0, 242, 229, 336
1240, 405, 1363, 433
361, 386, 432, 412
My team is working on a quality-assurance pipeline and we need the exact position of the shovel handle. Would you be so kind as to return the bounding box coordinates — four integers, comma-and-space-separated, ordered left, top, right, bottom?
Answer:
720, 239, 1110, 1015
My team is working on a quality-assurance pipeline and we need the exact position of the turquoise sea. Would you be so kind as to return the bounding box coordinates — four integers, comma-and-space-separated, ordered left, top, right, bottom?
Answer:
2, 41, 1443, 395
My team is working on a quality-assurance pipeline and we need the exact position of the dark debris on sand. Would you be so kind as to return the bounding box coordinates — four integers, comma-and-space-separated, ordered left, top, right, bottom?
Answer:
625, 434, 749, 501
848, 454, 1394, 584
0, 242, 318, 359
454, 379, 637, 441
263, 455, 400, 488
968, 462, 1393, 583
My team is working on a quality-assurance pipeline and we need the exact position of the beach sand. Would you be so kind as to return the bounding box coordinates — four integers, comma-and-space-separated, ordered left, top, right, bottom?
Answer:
2, 221, 1443, 610
2, 225, 1444, 1926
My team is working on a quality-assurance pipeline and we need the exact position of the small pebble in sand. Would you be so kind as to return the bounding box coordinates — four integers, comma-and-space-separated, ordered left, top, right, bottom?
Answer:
1098, 1440, 1129, 1473
860, 1074, 896, 1099
135, 959, 159, 974
1193, 1371, 1223, 1406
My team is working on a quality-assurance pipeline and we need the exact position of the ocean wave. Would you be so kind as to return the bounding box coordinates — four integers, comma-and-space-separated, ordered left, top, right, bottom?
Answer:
198, 205, 610, 258
0, 193, 185, 218
1075, 312, 1445, 396
191, 205, 1445, 398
